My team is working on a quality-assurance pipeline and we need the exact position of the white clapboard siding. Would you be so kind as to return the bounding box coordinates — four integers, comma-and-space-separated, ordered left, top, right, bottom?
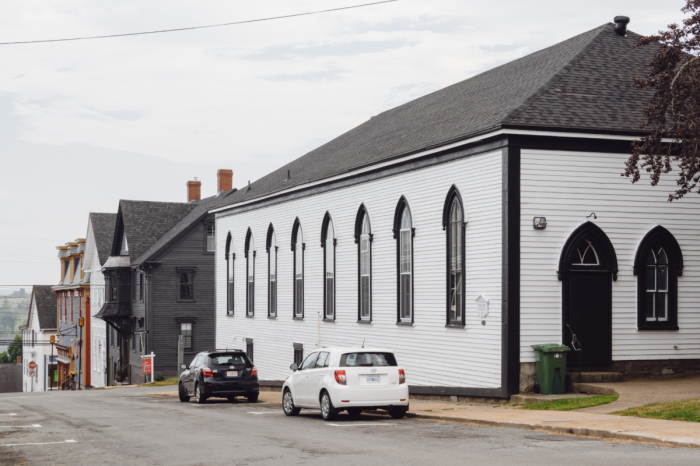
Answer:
520, 149, 700, 363
216, 150, 503, 389
85, 221, 107, 387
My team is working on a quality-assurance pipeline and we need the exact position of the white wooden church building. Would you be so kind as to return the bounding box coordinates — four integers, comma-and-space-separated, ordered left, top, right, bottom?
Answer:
211, 18, 700, 397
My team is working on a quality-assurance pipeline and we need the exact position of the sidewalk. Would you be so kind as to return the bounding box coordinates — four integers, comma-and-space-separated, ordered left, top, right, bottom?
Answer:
253, 391, 700, 448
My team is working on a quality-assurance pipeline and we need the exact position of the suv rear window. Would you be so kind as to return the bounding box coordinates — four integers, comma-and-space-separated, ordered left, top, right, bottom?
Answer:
208, 353, 248, 365
340, 352, 397, 367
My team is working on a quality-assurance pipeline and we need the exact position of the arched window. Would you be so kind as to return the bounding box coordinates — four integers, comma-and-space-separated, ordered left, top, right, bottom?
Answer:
291, 218, 304, 319
266, 225, 277, 318
321, 213, 336, 321
245, 229, 255, 316
225, 232, 234, 315
393, 197, 414, 324
354, 205, 372, 322
443, 187, 465, 327
634, 226, 683, 331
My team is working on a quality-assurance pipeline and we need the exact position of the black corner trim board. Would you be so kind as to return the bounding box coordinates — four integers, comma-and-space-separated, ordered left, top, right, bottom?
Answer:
501, 142, 520, 398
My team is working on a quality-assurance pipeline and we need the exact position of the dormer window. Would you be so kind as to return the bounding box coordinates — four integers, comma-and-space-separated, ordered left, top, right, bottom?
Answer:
73, 258, 81, 278
120, 233, 129, 256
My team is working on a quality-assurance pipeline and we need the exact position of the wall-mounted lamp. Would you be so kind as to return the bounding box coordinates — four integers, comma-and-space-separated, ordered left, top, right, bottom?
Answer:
533, 217, 547, 230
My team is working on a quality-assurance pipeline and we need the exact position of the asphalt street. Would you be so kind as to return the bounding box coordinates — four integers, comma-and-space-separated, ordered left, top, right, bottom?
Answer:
0, 386, 698, 466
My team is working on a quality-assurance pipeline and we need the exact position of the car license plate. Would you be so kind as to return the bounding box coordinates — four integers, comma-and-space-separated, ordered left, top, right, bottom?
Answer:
366, 376, 380, 383
227, 371, 238, 377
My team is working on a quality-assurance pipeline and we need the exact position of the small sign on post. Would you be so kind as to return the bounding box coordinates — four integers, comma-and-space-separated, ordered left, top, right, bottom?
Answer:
141, 352, 155, 383
28, 361, 37, 371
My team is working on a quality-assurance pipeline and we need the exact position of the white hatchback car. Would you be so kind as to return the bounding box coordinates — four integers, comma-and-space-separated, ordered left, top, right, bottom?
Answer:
281, 347, 409, 421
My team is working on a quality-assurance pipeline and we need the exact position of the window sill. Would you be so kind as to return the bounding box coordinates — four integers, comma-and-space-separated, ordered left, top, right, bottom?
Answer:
357, 320, 372, 324
396, 321, 414, 327
445, 323, 466, 329
246, 314, 255, 319
226, 313, 234, 317
322, 318, 336, 323
293, 316, 304, 321
267, 316, 277, 320
638, 324, 679, 331
202, 251, 215, 255
176, 299, 196, 304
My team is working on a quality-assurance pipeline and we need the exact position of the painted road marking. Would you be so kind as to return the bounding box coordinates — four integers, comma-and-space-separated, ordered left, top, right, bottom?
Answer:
0, 440, 77, 447
248, 411, 282, 415
327, 423, 397, 427
0, 424, 41, 428
0, 414, 17, 416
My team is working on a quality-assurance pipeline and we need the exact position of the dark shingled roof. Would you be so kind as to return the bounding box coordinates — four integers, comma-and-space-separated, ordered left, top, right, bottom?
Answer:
90, 213, 117, 265
132, 190, 235, 266
213, 22, 658, 211
117, 200, 197, 260
30, 285, 56, 330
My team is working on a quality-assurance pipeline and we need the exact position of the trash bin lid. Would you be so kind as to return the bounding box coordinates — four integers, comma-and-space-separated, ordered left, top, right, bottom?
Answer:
531, 343, 570, 353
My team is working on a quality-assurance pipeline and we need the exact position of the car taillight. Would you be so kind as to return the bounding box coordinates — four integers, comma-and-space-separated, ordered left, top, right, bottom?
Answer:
334, 370, 346, 385
202, 367, 213, 377
251, 366, 257, 377
399, 369, 406, 384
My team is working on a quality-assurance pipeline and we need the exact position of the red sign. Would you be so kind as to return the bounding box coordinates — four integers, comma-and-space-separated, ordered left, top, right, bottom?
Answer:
28, 361, 37, 370
142, 358, 152, 375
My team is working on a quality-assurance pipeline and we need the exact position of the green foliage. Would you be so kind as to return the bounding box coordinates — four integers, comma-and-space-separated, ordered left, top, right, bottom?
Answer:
0, 334, 22, 363
520, 394, 619, 411
613, 398, 700, 423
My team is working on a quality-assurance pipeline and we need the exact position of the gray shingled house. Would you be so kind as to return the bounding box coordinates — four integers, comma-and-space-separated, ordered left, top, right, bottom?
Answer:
96, 174, 236, 384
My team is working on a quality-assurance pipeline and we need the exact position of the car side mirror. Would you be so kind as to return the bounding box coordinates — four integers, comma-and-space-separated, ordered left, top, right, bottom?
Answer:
181, 364, 187, 370
290, 363, 298, 371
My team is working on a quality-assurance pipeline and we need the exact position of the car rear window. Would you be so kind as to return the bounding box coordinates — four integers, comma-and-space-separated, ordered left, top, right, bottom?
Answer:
208, 353, 248, 365
340, 352, 397, 367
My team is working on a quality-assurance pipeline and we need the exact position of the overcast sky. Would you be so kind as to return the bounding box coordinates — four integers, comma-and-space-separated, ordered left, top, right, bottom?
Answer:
0, 0, 687, 287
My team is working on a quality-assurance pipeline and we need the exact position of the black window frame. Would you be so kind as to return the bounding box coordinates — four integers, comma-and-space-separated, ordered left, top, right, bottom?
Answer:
291, 218, 304, 320
293, 343, 303, 365
245, 228, 255, 317
443, 186, 466, 328
266, 224, 278, 318
354, 204, 373, 323
246, 339, 254, 363
392, 196, 415, 325
176, 267, 196, 302
225, 232, 235, 316
633, 226, 683, 331
178, 320, 195, 352
321, 212, 336, 322
139, 271, 144, 302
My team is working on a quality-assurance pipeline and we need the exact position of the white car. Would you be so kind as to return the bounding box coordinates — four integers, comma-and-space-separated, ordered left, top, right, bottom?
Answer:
281, 347, 409, 421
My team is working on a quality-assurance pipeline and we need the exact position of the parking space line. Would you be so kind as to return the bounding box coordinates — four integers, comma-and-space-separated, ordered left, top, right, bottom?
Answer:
0, 440, 77, 447
0, 424, 41, 428
326, 423, 396, 427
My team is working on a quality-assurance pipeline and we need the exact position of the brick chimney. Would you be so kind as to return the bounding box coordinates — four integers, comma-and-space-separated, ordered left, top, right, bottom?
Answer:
217, 169, 233, 192
187, 179, 201, 202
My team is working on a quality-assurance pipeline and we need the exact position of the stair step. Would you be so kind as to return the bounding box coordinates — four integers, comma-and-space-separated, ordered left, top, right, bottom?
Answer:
566, 372, 624, 384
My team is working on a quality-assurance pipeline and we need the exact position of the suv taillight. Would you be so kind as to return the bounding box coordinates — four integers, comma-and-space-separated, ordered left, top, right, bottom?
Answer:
334, 370, 346, 385
251, 366, 258, 377
202, 367, 213, 377
399, 369, 406, 384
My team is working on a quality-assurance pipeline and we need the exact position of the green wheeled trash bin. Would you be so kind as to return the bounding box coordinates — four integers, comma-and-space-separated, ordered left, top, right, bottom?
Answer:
531, 344, 571, 395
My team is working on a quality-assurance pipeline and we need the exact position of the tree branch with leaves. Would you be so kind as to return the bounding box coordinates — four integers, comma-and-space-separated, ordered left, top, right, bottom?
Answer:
625, 0, 700, 201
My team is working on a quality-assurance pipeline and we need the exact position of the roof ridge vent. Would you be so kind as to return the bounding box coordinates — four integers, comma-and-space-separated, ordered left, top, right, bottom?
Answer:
614, 16, 630, 36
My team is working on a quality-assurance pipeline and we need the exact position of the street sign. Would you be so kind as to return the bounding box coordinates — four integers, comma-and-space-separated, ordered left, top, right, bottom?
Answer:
28, 361, 37, 371
142, 358, 152, 375
29, 369, 36, 377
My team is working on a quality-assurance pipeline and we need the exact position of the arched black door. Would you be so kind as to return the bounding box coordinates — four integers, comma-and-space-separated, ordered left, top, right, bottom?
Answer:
558, 222, 618, 366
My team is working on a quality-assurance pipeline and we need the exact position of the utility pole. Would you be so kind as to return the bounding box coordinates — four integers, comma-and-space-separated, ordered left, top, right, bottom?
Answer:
78, 317, 84, 390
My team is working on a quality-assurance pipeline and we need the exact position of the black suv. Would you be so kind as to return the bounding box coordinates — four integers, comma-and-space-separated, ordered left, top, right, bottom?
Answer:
178, 350, 259, 404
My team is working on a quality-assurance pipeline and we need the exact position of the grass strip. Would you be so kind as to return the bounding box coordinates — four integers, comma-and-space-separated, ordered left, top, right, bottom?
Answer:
613, 398, 700, 423
139, 378, 179, 387
520, 394, 619, 411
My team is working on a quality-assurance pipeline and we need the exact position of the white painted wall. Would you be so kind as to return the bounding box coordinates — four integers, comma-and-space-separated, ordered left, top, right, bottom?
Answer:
520, 149, 700, 363
216, 151, 503, 389
85, 220, 107, 387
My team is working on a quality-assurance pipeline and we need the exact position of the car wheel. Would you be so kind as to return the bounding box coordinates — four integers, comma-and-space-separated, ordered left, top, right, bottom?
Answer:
247, 393, 259, 403
178, 383, 190, 403
320, 391, 337, 421
389, 407, 407, 419
347, 408, 362, 418
282, 389, 301, 416
195, 383, 207, 404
